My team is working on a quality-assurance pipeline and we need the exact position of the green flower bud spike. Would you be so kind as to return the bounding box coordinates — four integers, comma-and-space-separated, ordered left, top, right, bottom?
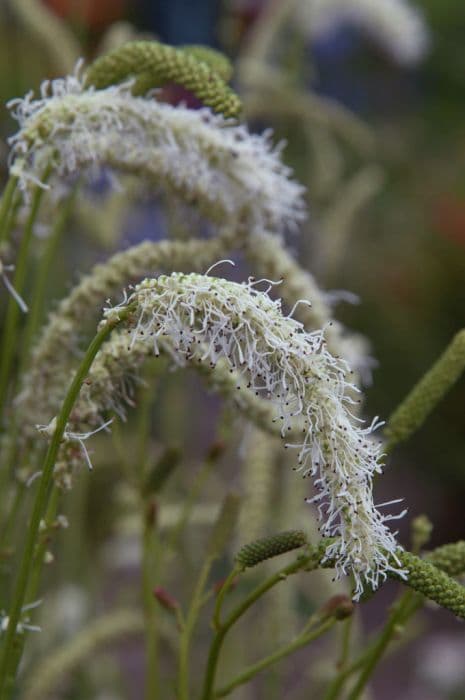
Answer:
85, 40, 242, 118
425, 541, 465, 577
385, 329, 465, 449
236, 530, 308, 569
395, 550, 465, 620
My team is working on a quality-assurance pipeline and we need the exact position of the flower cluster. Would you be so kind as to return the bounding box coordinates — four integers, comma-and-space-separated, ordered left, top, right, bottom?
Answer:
8, 70, 305, 235
65, 271, 405, 596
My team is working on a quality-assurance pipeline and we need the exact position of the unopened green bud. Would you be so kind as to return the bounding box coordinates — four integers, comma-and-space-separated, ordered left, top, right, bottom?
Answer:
235, 530, 307, 569
426, 541, 465, 577
385, 329, 465, 449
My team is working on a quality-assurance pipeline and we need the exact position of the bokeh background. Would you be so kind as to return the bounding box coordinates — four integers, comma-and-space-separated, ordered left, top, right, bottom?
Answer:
0, 1, 464, 699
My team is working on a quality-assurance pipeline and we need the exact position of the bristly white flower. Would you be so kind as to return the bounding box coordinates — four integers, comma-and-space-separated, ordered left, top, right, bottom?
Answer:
298, 0, 430, 66
67, 271, 405, 596
7, 68, 306, 235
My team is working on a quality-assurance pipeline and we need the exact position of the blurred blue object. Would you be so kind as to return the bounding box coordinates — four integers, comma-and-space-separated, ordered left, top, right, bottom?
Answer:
138, 0, 218, 46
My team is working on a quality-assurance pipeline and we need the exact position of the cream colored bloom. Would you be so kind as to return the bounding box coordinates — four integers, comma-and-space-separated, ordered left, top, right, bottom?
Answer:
8, 69, 305, 235
64, 271, 405, 596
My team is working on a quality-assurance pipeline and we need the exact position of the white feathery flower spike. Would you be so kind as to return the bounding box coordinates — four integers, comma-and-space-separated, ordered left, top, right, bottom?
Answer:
7, 67, 306, 235
298, 0, 430, 66
72, 271, 406, 596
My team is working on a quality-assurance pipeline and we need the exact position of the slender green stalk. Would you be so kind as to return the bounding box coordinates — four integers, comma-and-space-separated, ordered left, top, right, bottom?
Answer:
0, 304, 134, 698
346, 591, 414, 700
215, 616, 336, 697
0, 182, 48, 419
323, 652, 370, 700
142, 504, 162, 700
338, 615, 354, 670
178, 556, 216, 700
2, 489, 61, 690
385, 329, 465, 450
19, 189, 77, 370
213, 567, 241, 630
324, 538, 465, 700
0, 193, 75, 545
167, 452, 219, 553
200, 553, 315, 700
137, 362, 161, 480
25, 486, 60, 602
0, 176, 18, 245
178, 495, 240, 700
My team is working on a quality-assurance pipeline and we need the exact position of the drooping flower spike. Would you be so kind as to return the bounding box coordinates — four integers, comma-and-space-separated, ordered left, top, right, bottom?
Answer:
59, 271, 406, 597
8, 70, 305, 236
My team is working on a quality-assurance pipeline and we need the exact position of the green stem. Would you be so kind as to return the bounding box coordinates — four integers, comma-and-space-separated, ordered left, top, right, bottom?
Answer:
213, 567, 241, 631
178, 556, 215, 700
215, 616, 336, 698
384, 329, 465, 450
2, 489, 61, 687
0, 176, 18, 246
25, 487, 60, 602
142, 506, 161, 700
0, 182, 47, 420
338, 615, 353, 669
137, 362, 161, 481
323, 652, 371, 700
200, 554, 311, 700
167, 454, 217, 553
0, 305, 133, 699
346, 591, 414, 700
19, 189, 76, 370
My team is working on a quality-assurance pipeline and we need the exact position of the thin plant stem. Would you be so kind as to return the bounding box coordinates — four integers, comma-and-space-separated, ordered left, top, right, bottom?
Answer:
142, 506, 162, 700
25, 486, 60, 602
200, 554, 311, 700
212, 567, 241, 630
338, 615, 353, 669
323, 591, 416, 700
0, 176, 18, 246
0, 180, 48, 420
136, 361, 162, 481
3, 488, 61, 687
0, 192, 76, 530
178, 555, 216, 700
0, 304, 134, 699
215, 616, 336, 697
346, 591, 415, 700
167, 454, 217, 553
19, 188, 77, 370
323, 653, 370, 700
